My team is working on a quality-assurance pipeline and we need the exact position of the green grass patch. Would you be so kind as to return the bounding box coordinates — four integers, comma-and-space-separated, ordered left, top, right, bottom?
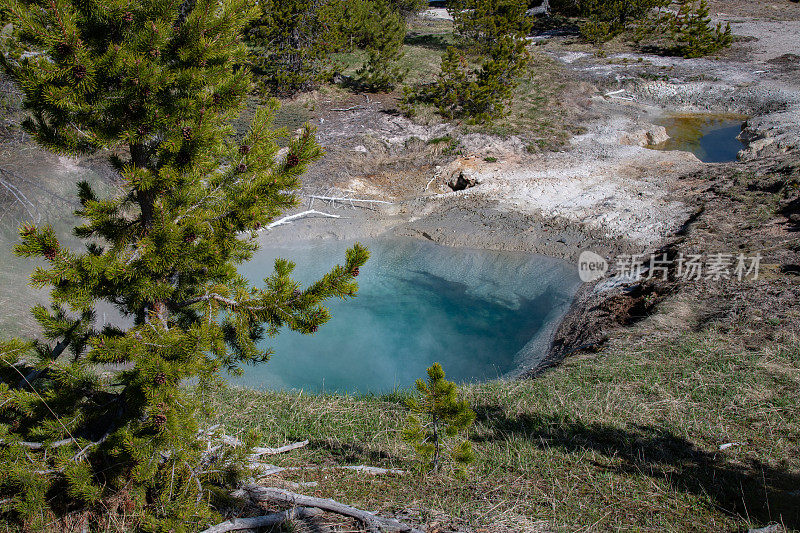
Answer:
206, 311, 800, 531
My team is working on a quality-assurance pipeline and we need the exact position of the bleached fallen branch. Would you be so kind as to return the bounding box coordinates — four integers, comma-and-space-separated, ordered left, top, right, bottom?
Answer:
218, 435, 309, 458
200, 507, 322, 533
251, 464, 405, 477
312, 465, 405, 475
244, 485, 424, 533
330, 105, 365, 112
265, 210, 341, 229
251, 440, 309, 457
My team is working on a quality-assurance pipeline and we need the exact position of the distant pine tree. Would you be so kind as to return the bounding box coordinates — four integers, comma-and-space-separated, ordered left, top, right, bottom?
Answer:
448, 0, 531, 53
403, 0, 530, 122
669, 0, 732, 58
334, 0, 407, 91
0, 0, 367, 530
355, 0, 406, 91
402, 363, 475, 472
248, 0, 343, 95
248, 0, 406, 94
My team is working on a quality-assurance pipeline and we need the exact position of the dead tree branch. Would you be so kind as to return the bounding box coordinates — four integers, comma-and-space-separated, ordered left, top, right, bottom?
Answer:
200, 507, 322, 533
265, 210, 341, 230
243, 485, 424, 533
251, 440, 309, 457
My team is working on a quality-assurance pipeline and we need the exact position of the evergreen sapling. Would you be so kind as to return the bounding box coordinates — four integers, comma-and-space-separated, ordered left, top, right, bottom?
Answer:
402, 363, 475, 472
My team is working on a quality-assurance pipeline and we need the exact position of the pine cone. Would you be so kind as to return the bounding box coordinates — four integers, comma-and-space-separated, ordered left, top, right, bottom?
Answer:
43, 245, 58, 260
73, 64, 87, 80
285, 153, 300, 169
352, 267, 360, 277
183, 232, 196, 243
123, 12, 134, 23
310, 325, 318, 333
154, 372, 167, 385
236, 162, 247, 173
152, 412, 167, 429
239, 144, 251, 155
182, 126, 192, 140
55, 42, 72, 56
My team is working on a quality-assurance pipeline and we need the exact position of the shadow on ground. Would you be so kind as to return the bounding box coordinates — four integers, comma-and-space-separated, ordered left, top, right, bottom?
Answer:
474, 406, 800, 528
404, 33, 451, 51
307, 438, 397, 464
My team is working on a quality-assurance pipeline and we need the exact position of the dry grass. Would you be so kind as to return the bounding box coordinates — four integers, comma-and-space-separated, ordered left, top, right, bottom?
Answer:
206, 302, 800, 532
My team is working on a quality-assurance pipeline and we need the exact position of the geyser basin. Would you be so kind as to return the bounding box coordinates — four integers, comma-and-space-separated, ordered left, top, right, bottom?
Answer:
236, 238, 581, 393
647, 113, 747, 163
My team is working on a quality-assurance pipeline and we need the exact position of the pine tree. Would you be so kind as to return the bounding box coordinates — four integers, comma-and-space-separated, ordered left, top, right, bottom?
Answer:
403, 0, 529, 122
406, 34, 528, 123
0, 0, 368, 530
356, 0, 406, 91
431, 46, 471, 118
248, 0, 406, 95
402, 363, 475, 472
335, 0, 407, 91
388, 0, 429, 19
448, 0, 531, 53
668, 0, 731, 58
248, 0, 343, 95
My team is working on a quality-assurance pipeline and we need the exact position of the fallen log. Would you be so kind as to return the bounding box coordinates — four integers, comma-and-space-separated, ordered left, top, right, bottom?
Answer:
251, 440, 309, 457
200, 506, 322, 533
285, 465, 405, 475
265, 210, 340, 229
251, 464, 405, 477
244, 485, 423, 533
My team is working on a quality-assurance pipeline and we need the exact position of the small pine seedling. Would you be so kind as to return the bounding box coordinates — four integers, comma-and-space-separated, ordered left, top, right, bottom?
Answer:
402, 363, 476, 472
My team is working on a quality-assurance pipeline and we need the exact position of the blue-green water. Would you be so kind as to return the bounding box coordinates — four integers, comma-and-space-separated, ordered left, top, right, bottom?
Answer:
236, 238, 581, 393
647, 113, 747, 163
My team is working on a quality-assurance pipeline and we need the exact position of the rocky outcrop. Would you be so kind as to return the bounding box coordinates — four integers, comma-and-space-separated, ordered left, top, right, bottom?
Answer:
738, 109, 800, 160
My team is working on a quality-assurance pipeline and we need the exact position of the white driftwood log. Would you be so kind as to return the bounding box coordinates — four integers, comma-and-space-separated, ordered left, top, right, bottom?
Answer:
251, 440, 309, 457
297, 465, 405, 475
250, 464, 405, 479
244, 485, 424, 533
200, 507, 322, 533
265, 210, 340, 229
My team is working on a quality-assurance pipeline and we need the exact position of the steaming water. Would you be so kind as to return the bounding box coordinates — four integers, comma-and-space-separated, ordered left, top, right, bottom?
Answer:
1, 150, 581, 394
236, 238, 581, 393
647, 113, 747, 163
